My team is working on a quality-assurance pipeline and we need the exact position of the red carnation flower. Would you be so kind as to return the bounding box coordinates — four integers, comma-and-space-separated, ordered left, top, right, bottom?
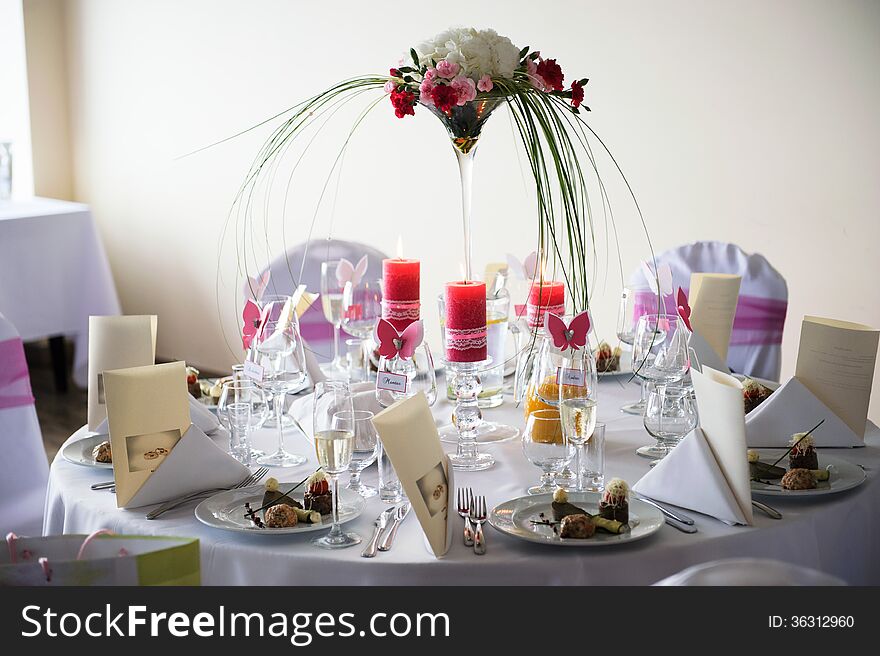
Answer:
390, 88, 416, 118
570, 80, 584, 108
430, 83, 459, 113
536, 58, 564, 91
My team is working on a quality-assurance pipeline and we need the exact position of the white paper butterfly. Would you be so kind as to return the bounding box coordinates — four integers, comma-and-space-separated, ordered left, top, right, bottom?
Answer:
640, 260, 673, 296
244, 269, 271, 302
336, 255, 368, 287
505, 251, 539, 280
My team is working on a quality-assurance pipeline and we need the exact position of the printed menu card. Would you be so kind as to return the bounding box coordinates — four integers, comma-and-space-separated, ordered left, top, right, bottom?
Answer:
371, 392, 454, 557
87, 315, 157, 430
688, 273, 741, 364
795, 316, 878, 438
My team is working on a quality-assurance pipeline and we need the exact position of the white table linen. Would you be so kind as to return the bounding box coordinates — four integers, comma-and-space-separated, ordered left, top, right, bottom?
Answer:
44, 377, 880, 585
0, 197, 121, 387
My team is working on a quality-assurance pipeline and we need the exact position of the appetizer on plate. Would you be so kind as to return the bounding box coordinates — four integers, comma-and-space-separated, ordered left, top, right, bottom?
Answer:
598, 478, 629, 523
595, 341, 622, 373
244, 476, 323, 529
303, 470, 333, 515
92, 440, 112, 463
742, 377, 773, 414
748, 434, 833, 491
536, 487, 627, 539
186, 366, 201, 398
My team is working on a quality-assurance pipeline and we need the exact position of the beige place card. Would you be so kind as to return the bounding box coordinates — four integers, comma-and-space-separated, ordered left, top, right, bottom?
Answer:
689, 273, 741, 363
87, 315, 157, 430
795, 316, 879, 438
103, 361, 190, 508
372, 393, 452, 557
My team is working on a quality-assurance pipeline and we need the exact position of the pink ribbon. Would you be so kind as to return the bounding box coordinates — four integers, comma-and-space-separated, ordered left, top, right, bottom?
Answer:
382, 299, 421, 324
633, 290, 787, 346
445, 326, 488, 352
0, 337, 35, 410
527, 302, 565, 328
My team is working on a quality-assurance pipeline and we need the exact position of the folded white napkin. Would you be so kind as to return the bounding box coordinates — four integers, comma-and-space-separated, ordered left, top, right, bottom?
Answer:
745, 376, 864, 447
633, 427, 749, 525
124, 423, 250, 508
93, 394, 221, 437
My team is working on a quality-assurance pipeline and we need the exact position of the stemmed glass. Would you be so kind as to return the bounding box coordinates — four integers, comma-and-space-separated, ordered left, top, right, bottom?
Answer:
331, 409, 379, 498
312, 381, 360, 549
217, 379, 269, 463
642, 382, 698, 460
341, 277, 383, 382
252, 301, 308, 467
522, 409, 575, 495
617, 285, 657, 415
632, 313, 690, 458
320, 260, 348, 378
558, 348, 599, 492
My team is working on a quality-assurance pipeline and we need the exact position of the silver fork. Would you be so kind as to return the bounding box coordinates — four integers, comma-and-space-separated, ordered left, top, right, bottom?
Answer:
457, 487, 474, 546
145, 467, 268, 520
470, 495, 487, 555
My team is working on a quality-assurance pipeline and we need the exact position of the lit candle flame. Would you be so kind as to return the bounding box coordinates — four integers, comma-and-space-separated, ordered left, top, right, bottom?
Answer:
459, 262, 467, 282
396, 235, 404, 259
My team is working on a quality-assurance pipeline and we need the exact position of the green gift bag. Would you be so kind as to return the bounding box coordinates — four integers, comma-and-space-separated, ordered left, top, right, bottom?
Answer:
2, 530, 200, 586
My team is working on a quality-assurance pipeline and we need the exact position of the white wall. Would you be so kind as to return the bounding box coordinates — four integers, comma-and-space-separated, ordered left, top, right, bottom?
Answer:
0, 0, 35, 197
51, 0, 880, 417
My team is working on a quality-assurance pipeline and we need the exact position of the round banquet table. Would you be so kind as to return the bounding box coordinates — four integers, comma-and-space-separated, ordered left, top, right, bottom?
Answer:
44, 376, 880, 585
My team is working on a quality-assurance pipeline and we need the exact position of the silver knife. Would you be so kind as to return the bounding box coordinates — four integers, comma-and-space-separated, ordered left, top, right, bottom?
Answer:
361, 505, 398, 558
634, 493, 695, 525
665, 517, 698, 534
378, 501, 411, 551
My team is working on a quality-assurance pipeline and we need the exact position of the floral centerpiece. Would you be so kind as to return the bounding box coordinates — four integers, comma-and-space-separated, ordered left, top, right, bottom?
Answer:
224, 27, 646, 318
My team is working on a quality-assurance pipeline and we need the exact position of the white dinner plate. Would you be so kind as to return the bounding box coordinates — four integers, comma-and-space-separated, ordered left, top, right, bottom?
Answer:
194, 484, 364, 535
489, 492, 664, 547
438, 421, 521, 444
750, 449, 867, 497
62, 433, 114, 469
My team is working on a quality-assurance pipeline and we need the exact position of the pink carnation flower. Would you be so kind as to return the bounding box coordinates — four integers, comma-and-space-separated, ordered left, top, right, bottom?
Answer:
526, 59, 549, 92
477, 75, 493, 93
451, 76, 476, 105
419, 77, 436, 105
436, 59, 460, 79
384, 80, 397, 93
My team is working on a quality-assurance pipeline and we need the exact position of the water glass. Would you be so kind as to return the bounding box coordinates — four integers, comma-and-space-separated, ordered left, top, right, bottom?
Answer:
345, 338, 366, 382
217, 379, 268, 459
342, 278, 383, 382
522, 409, 575, 495
582, 423, 605, 492
377, 439, 403, 503
331, 410, 379, 498
226, 402, 252, 465
640, 383, 698, 459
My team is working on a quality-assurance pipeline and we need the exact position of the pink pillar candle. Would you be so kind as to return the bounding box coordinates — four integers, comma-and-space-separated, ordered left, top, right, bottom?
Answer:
444, 281, 487, 362
526, 280, 565, 327
382, 258, 420, 331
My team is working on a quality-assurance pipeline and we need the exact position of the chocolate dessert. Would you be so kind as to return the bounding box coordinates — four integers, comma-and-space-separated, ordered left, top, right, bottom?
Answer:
303, 470, 333, 515
788, 433, 819, 470
92, 440, 112, 463
186, 366, 201, 399
264, 504, 298, 528
559, 514, 595, 539
598, 478, 629, 524
595, 341, 621, 373
550, 487, 591, 522
742, 378, 772, 414
747, 450, 785, 480
261, 478, 302, 511
781, 468, 816, 491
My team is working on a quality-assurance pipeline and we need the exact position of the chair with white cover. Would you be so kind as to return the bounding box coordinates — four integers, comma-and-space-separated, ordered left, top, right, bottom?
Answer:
653, 558, 845, 586
247, 239, 389, 364
630, 241, 787, 380
0, 313, 49, 536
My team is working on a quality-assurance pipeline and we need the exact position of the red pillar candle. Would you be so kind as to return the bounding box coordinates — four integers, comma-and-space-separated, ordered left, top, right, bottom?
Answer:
444, 280, 487, 362
526, 280, 565, 328
382, 258, 421, 331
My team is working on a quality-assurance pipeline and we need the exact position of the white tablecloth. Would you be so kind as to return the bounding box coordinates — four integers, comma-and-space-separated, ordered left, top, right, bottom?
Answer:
0, 197, 120, 386
44, 377, 880, 585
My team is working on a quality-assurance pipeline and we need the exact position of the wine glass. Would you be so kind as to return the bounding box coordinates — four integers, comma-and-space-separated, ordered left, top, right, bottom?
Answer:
341, 277, 383, 382
617, 285, 657, 415
331, 409, 379, 498
558, 348, 599, 492
632, 313, 690, 458
320, 260, 348, 377
252, 300, 308, 467
522, 409, 575, 495
312, 381, 360, 549
217, 379, 269, 461
642, 382, 698, 460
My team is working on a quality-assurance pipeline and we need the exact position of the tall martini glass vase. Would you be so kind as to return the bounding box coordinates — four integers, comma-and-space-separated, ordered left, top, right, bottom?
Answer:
425, 98, 503, 281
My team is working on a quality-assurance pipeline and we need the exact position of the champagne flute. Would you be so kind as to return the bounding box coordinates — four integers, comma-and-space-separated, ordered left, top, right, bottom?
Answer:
320, 260, 348, 376
312, 381, 360, 549
558, 348, 599, 492
341, 277, 383, 382
618, 285, 656, 415
252, 300, 308, 467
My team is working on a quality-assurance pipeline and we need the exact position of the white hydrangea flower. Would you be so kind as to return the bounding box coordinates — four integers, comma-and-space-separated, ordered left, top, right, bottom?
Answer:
414, 27, 521, 81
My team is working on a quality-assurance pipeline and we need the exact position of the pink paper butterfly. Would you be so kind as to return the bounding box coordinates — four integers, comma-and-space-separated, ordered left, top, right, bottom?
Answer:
336, 255, 368, 287
241, 300, 271, 350
545, 312, 591, 351
676, 287, 692, 332
375, 319, 424, 360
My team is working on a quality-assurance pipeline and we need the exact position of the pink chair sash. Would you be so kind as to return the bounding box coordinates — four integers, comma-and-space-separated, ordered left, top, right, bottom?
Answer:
0, 337, 35, 410
633, 290, 786, 347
